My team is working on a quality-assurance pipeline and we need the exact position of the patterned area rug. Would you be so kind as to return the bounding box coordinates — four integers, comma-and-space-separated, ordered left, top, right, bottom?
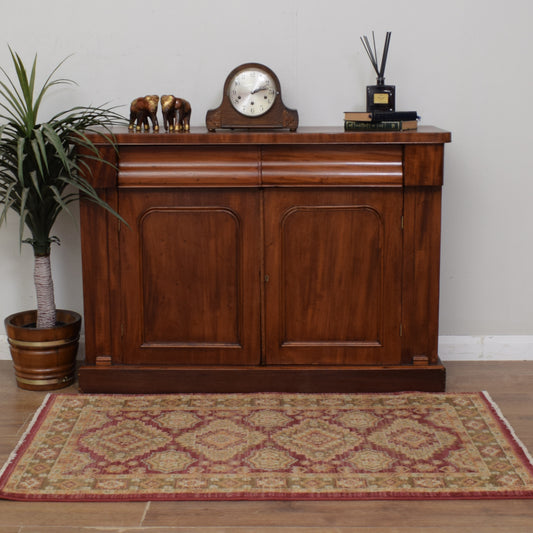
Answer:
1, 392, 532, 501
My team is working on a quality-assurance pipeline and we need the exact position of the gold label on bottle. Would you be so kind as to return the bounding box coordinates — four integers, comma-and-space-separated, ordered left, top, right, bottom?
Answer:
373, 93, 389, 104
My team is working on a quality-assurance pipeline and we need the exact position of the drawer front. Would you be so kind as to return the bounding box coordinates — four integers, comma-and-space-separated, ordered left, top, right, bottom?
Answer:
118, 145, 260, 188
262, 145, 403, 187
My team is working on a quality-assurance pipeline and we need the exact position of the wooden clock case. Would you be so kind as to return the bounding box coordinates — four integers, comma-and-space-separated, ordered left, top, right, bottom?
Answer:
205, 63, 298, 131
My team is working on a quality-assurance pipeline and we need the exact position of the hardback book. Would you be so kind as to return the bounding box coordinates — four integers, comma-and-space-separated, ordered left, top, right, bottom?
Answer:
343, 110, 419, 122
344, 119, 418, 131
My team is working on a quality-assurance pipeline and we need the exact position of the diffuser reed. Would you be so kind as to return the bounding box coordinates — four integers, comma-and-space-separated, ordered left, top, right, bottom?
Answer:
360, 31, 395, 112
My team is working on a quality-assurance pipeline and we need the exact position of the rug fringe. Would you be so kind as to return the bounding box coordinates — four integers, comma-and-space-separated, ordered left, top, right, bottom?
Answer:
0, 393, 52, 480
481, 390, 533, 469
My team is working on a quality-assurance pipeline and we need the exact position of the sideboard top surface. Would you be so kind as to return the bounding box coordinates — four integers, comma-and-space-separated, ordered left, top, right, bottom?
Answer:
89, 126, 451, 146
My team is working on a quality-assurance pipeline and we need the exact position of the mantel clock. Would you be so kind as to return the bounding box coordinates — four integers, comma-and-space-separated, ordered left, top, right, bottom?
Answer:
205, 63, 298, 131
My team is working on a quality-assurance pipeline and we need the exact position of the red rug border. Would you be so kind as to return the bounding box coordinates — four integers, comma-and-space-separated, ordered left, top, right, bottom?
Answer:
1, 391, 533, 502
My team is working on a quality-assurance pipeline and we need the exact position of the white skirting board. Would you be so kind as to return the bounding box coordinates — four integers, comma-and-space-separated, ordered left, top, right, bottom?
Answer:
0, 335, 532, 361
437, 335, 533, 361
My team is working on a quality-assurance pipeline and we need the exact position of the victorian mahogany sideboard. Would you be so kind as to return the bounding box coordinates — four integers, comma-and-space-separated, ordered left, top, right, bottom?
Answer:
77, 126, 451, 393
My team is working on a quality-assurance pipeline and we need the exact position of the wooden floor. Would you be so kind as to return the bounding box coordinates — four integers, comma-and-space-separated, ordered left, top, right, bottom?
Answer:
0, 360, 532, 533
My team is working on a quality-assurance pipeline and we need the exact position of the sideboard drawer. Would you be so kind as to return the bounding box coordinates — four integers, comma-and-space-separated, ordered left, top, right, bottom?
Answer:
118, 145, 260, 188
262, 145, 403, 187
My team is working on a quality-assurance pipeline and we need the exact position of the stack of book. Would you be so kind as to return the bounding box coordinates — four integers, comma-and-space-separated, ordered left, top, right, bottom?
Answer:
344, 110, 419, 131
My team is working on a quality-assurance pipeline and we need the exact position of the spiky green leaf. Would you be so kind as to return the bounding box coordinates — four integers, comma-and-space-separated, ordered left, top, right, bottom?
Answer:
0, 46, 127, 319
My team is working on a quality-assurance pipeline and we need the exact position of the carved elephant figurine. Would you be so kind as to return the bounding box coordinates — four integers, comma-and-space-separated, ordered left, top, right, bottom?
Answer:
129, 95, 160, 131
161, 95, 191, 131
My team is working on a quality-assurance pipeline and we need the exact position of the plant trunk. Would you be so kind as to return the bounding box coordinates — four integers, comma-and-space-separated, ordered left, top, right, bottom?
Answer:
34, 254, 56, 328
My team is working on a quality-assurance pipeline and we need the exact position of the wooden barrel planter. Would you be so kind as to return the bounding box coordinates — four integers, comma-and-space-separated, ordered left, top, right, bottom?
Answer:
4, 309, 81, 391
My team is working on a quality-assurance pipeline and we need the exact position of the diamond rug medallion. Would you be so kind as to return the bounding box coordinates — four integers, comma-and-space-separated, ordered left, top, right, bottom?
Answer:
1, 392, 532, 501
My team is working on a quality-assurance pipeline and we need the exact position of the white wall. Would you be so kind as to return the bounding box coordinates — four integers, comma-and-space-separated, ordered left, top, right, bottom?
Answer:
1, 0, 533, 356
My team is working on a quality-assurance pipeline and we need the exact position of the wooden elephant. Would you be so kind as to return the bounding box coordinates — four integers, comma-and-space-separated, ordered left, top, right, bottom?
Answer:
161, 95, 191, 131
129, 95, 160, 131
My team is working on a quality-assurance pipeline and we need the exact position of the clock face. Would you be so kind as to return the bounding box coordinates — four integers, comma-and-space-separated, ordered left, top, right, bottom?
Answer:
228, 67, 278, 117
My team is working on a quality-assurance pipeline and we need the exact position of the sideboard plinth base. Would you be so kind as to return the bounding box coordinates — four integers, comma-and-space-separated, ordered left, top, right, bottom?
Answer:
78, 362, 446, 394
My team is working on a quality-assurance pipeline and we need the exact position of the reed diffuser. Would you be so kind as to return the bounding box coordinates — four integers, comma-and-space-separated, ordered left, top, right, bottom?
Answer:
361, 31, 395, 112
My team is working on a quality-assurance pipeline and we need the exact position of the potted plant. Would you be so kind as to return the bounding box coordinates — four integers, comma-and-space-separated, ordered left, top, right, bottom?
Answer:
0, 48, 124, 390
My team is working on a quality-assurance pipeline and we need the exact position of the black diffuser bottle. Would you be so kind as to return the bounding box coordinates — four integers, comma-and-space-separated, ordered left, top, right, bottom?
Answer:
366, 76, 395, 113
361, 32, 395, 112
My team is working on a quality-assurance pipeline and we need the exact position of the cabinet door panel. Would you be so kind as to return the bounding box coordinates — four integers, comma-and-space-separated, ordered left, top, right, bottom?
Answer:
119, 189, 261, 365
264, 189, 402, 365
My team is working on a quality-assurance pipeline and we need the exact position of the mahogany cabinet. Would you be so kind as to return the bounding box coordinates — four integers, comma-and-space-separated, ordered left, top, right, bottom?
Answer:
77, 126, 451, 393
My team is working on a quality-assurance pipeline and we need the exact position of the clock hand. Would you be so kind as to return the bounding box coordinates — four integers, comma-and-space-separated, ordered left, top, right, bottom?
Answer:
250, 85, 269, 94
